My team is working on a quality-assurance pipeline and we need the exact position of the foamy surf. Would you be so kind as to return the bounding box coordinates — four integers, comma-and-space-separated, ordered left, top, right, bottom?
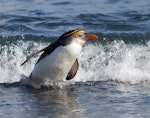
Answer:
75, 40, 150, 84
0, 39, 150, 87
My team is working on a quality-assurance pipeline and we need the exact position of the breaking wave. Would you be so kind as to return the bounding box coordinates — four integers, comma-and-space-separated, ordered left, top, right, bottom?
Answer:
0, 35, 150, 87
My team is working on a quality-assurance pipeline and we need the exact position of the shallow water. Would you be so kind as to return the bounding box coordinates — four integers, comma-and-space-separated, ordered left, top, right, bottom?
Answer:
0, 0, 150, 118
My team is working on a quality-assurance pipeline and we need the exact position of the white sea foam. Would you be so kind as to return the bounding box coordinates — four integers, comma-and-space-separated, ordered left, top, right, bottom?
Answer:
0, 40, 150, 86
74, 40, 150, 84
0, 40, 46, 83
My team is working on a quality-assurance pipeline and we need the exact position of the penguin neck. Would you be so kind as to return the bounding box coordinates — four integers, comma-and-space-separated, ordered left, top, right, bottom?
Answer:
63, 41, 83, 59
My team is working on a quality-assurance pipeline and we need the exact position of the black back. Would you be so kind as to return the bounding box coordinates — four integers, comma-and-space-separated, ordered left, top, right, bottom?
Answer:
36, 41, 61, 63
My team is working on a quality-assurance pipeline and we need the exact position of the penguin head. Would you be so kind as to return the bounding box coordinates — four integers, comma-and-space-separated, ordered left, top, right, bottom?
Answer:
58, 30, 98, 46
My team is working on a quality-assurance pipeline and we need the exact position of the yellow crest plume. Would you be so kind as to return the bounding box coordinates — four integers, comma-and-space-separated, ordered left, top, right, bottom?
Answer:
64, 30, 85, 37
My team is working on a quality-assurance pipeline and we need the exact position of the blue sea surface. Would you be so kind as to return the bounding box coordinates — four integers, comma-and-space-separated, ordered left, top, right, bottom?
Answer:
0, 0, 150, 118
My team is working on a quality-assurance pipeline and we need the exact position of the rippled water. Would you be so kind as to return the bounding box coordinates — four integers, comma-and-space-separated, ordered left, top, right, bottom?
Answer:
0, 0, 150, 118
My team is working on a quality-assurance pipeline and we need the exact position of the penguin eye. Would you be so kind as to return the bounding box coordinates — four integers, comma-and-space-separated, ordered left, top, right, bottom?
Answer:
78, 33, 85, 38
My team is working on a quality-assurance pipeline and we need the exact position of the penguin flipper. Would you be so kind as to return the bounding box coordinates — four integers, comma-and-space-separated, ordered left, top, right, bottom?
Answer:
21, 41, 60, 66
66, 59, 79, 80
20, 46, 50, 66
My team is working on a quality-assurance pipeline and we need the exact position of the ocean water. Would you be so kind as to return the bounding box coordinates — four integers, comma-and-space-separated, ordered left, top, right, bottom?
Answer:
0, 0, 150, 117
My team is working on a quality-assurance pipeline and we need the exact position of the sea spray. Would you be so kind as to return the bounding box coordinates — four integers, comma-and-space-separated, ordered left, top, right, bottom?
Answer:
0, 39, 150, 86
74, 40, 150, 84
0, 40, 46, 83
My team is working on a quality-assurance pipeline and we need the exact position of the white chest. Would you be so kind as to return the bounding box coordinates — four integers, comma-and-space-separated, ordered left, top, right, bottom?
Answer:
30, 42, 82, 85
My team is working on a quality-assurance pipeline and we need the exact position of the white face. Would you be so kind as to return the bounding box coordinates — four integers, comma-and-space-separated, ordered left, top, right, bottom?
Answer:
71, 32, 86, 46
77, 32, 86, 39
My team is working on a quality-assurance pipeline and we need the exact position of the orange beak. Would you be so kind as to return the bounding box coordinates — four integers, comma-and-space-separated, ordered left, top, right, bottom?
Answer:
85, 34, 98, 40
